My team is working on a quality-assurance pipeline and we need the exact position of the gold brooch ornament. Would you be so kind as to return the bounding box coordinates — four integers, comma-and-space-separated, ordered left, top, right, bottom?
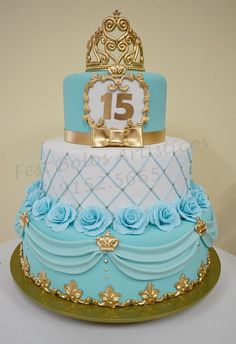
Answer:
86, 10, 144, 72
195, 218, 207, 236
19, 243, 211, 308
96, 231, 119, 252
20, 255, 30, 276
19, 212, 29, 229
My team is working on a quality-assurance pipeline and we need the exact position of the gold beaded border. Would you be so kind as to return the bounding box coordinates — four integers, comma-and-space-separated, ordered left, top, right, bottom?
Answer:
19, 243, 210, 309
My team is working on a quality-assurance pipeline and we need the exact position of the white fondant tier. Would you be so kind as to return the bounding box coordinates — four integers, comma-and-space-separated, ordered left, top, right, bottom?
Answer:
41, 137, 192, 213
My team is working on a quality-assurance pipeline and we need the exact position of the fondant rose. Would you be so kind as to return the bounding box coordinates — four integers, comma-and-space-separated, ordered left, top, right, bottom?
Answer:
148, 202, 181, 231
24, 189, 44, 211
27, 180, 42, 195
190, 180, 204, 193
175, 195, 202, 223
46, 202, 76, 232
113, 206, 148, 235
32, 197, 53, 221
191, 189, 210, 209
74, 206, 112, 236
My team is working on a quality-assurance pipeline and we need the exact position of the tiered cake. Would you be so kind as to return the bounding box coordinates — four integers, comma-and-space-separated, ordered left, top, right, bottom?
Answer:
15, 11, 218, 308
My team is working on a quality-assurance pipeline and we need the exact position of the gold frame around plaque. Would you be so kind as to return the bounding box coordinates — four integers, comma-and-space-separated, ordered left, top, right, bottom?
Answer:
83, 65, 150, 147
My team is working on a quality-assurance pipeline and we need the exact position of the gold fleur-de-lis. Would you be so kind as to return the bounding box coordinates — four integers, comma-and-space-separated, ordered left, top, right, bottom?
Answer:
139, 282, 160, 304
64, 280, 83, 302
99, 285, 121, 308
198, 262, 208, 280
175, 274, 191, 293
36, 271, 51, 289
20, 256, 30, 275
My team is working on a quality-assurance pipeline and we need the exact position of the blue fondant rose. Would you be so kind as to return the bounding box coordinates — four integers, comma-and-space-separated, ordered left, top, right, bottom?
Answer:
175, 195, 202, 223
191, 189, 210, 208
190, 180, 204, 193
24, 189, 44, 211
148, 202, 181, 231
74, 206, 112, 236
46, 202, 76, 232
27, 180, 43, 195
113, 206, 148, 235
32, 197, 53, 221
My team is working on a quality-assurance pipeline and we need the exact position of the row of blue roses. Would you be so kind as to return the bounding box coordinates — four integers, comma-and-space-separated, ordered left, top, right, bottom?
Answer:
16, 180, 210, 236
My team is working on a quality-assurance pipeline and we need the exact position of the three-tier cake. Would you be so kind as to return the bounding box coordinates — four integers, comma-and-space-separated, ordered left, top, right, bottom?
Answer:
15, 11, 218, 308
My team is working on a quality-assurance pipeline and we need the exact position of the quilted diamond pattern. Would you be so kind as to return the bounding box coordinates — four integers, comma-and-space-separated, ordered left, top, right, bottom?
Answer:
41, 142, 192, 212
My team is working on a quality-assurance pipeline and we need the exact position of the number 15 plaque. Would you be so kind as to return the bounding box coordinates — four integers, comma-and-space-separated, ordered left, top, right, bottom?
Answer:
83, 65, 150, 147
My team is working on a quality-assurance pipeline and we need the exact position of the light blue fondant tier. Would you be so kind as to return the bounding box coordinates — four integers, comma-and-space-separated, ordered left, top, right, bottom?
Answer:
20, 206, 218, 303
63, 71, 167, 133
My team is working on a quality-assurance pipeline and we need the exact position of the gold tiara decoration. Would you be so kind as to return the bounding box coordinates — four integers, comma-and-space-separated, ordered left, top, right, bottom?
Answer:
86, 10, 145, 71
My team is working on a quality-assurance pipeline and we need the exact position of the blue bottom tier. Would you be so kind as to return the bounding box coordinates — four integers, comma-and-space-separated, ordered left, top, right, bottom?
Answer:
19, 206, 217, 307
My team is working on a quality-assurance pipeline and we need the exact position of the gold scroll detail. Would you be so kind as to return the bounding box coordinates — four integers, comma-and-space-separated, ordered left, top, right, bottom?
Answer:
19, 243, 211, 308
96, 231, 119, 251
86, 10, 144, 71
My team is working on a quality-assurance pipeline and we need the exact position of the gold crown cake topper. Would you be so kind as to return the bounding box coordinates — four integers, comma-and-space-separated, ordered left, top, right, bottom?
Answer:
86, 10, 145, 71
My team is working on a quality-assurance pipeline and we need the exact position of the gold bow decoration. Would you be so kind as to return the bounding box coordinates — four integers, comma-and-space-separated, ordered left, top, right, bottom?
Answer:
92, 127, 143, 147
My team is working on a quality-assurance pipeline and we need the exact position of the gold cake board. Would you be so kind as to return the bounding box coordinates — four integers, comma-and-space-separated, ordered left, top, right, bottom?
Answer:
10, 245, 221, 324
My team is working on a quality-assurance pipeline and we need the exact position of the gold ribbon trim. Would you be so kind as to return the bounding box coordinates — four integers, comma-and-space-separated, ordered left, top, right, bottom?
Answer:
64, 129, 166, 147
